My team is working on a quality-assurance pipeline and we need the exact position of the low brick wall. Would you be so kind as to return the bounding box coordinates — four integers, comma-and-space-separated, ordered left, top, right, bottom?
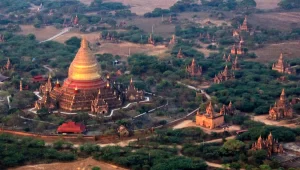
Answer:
0, 128, 119, 143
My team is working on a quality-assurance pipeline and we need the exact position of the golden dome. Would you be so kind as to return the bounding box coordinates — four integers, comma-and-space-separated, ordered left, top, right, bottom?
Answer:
68, 38, 101, 81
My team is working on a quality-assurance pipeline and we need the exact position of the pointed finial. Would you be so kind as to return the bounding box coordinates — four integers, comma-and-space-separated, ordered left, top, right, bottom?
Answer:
81, 37, 88, 49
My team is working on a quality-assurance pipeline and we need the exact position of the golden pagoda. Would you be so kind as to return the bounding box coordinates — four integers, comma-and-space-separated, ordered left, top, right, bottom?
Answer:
37, 38, 123, 115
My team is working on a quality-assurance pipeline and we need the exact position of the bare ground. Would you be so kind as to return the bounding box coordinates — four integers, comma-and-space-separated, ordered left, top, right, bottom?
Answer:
104, 0, 177, 15
255, 0, 280, 9
253, 115, 299, 128
79, 0, 94, 5
250, 12, 300, 31
249, 41, 300, 63
11, 157, 128, 170
173, 120, 241, 134
18, 25, 62, 41
178, 12, 232, 27
127, 17, 175, 37
96, 42, 169, 58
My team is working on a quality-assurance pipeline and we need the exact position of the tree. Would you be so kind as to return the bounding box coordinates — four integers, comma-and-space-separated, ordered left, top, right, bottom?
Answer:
220, 139, 245, 155
65, 37, 81, 48
239, 0, 256, 9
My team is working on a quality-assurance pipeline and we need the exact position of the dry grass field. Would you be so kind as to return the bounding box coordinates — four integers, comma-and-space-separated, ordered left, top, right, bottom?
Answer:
250, 41, 300, 63
250, 12, 300, 31
255, 0, 280, 9
18, 25, 62, 41
11, 157, 128, 170
53, 31, 169, 58
96, 42, 169, 58
127, 17, 175, 37
79, 0, 94, 5
104, 0, 177, 15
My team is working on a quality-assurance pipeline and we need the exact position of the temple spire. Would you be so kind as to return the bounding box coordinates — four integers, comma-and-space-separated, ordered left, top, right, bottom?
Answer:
206, 101, 214, 117
280, 88, 286, 101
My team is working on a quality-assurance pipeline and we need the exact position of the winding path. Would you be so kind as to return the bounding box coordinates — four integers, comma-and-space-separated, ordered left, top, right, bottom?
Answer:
39, 27, 72, 43
177, 81, 211, 100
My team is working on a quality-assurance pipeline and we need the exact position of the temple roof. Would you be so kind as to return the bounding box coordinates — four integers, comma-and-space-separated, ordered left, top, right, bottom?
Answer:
68, 38, 101, 81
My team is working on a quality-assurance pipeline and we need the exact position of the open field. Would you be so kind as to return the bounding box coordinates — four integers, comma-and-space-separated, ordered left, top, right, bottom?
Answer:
250, 41, 300, 63
255, 0, 280, 9
178, 12, 232, 26
52, 31, 170, 57
18, 25, 62, 41
96, 42, 169, 58
250, 12, 300, 31
79, 0, 94, 5
253, 115, 299, 128
11, 157, 128, 170
127, 17, 175, 37
104, 0, 177, 15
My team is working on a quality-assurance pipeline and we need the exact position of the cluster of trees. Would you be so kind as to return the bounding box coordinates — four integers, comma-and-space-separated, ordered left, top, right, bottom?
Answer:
102, 27, 164, 44
278, 0, 300, 9
206, 57, 300, 114
93, 145, 207, 170
144, 8, 171, 18
166, 0, 256, 13
0, 134, 76, 169
183, 139, 283, 169
237, 121, 300, 142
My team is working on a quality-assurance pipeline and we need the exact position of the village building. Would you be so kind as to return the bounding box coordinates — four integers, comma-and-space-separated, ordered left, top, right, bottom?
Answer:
214, 65, 235, 84
186, 58, 202, 77
57, 121, 86, 134
269, 89, 293, 120
272, 53, 294, 74
196, 102, 225, 129
32, 75, 47, 83
36, 38, 126, 115
251, 133, 284, 157
125, 78, 144, 102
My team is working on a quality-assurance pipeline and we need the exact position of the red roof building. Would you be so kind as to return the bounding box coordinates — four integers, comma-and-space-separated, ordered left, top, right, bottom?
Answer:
32, 75, 47, 83
57, 121, 86, 134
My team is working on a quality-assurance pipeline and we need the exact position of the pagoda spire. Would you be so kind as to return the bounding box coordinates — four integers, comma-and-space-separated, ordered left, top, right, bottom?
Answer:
206, 101, 214, 117
68, 37, 101, 81
280, 88, 286, 101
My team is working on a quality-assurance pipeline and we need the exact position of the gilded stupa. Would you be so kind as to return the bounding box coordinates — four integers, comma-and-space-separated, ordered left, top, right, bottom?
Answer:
37, 38, 123, 114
